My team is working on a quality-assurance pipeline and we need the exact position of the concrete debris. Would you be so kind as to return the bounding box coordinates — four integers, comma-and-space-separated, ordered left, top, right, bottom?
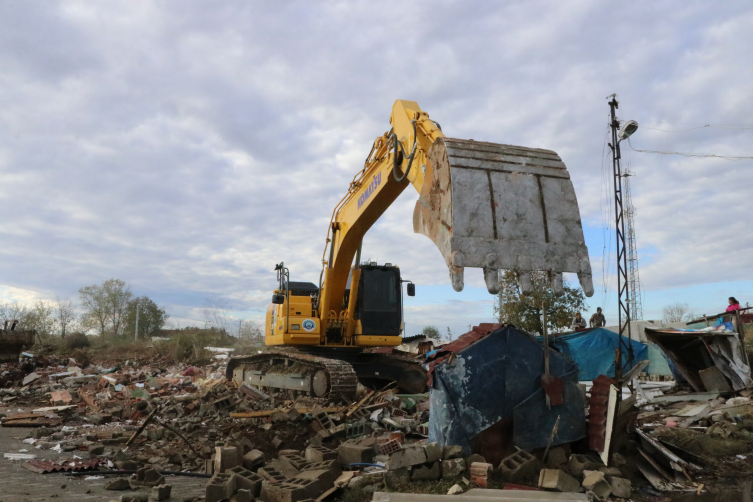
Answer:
499, 450, 541, 483
3, 326, 753, 501
538, 469, 581, 493
446, 483, 463, 494
104, 478, 131, 490
581, 470, 610, 499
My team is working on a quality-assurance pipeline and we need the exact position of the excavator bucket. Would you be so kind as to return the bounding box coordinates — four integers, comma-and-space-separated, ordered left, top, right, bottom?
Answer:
413, 137, 594, 297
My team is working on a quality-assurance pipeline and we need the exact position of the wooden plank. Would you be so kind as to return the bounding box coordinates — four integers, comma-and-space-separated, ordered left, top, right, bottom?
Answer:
599, 384, 618, 465
649, 392, 719, 404
345, 391, 374, 418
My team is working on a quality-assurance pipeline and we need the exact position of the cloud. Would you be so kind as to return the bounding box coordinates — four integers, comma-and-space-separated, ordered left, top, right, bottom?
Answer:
0, 0, 752, 331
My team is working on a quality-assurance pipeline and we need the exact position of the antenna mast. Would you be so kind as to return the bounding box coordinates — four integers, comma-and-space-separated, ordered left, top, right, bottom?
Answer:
623, 171, 643, 321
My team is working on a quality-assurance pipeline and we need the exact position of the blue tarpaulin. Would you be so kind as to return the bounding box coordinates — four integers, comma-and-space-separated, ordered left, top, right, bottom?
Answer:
428, 325, 586, 455
540, 328, 649, 381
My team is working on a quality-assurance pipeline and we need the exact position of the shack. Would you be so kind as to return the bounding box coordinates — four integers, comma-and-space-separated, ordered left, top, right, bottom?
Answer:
426, 324, 586, 465
646, 326, 752, 392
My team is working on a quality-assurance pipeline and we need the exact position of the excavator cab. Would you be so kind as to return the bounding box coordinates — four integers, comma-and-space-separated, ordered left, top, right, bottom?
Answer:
266, 261, 406, 346
354, 263, 402, 338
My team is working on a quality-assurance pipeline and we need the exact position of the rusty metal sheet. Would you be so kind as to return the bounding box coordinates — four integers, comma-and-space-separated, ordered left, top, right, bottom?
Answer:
587, 374, 616, 453
425, 323, 501, 386
22, 459, 100, 474
0, 329, 36, 363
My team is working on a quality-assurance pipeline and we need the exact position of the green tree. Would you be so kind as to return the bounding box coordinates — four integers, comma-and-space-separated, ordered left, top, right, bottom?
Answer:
124, 296, 169, 338
79, 279, 132, 336
494, 270, 588, 335
421, 325, 441, 340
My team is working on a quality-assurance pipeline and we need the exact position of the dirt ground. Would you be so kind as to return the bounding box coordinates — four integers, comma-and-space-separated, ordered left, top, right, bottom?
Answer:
0, 408, 205, 502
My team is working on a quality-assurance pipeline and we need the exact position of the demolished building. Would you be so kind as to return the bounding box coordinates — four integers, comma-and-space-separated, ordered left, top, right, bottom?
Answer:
646, 326, 753, 392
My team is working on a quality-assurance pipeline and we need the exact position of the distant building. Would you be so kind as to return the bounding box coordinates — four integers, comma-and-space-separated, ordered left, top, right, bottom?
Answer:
154, 327, 223, 338
399, 334, 435, 354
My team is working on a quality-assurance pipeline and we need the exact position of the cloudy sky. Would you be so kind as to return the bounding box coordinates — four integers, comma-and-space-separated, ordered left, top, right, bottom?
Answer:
1, 0, 752, 337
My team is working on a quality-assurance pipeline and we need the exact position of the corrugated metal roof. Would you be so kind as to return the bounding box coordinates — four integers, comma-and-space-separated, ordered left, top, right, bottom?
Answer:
425, 323, 502, 386
22, 459, 100, 474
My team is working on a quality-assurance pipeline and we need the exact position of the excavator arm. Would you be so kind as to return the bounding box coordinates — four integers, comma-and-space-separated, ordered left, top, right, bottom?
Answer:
316, 100, 441, 342
317, 99, 593, 345
232, 99, 595, 399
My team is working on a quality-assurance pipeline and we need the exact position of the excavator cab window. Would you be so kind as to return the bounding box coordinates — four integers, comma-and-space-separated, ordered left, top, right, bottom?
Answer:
357, 265, 402, 336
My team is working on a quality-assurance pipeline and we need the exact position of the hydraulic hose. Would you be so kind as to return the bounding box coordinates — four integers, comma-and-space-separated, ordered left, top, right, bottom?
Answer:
392, 120, 418, 183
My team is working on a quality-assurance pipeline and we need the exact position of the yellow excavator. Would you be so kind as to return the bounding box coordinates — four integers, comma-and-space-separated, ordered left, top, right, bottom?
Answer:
227, 100, 594, 398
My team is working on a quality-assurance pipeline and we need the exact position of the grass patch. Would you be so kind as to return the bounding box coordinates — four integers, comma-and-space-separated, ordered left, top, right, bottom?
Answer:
31, 329, 263, 366
340, 486, 370, 502
655, 428, 753, 459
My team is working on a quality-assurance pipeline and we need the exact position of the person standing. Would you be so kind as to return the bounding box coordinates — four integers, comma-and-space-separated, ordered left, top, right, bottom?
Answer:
727, 297, 742, 312
590, 307, 606, 328
571, 312, 587, 330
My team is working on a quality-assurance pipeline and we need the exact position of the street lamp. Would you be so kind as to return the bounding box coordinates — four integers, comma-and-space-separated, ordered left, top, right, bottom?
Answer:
618, 120, 639, 141
607, 95, 638, 380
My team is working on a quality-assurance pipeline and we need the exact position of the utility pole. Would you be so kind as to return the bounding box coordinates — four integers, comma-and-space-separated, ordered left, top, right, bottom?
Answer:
607, 95, 638, 379
134, 300, 140, 341
239, 320, 242, 338
623, 171, 643, 321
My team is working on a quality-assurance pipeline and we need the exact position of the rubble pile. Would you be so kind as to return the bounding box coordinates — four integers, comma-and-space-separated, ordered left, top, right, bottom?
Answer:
2, 324, 753, 501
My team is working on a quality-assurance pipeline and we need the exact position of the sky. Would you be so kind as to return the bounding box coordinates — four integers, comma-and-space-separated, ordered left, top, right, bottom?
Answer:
0, 1, 752, 337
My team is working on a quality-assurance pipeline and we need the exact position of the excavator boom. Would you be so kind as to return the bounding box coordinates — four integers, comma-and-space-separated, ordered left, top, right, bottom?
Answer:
228, 100, 594, 399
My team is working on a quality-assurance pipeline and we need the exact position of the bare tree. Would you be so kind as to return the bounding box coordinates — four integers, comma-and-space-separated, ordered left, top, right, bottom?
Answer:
204, 298, 229, 334
105, 279, 132, 336
446, 327, 454, 342
79, 279, 132, 336
54, 299, 78, 338
239, 320, 264, 342
24, 301, 55, 337
79, 284, 109, 336
0, 301, 28, 327
0, 301, 54, 335
663, 302, 690, 323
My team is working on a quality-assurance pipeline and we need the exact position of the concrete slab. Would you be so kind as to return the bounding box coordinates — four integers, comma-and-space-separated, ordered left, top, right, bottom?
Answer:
463, 489, 588, 500
373, 490, 588, 501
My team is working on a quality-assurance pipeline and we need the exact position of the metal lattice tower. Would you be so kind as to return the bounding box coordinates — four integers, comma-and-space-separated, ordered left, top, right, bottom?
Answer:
607, 95, 633, 379
622, 171, 643, 321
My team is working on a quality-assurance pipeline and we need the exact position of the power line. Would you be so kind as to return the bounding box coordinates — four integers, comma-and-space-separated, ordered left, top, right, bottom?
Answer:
640, 124, 753, 132
641, 122, 753, 132
626, 138, 753, 161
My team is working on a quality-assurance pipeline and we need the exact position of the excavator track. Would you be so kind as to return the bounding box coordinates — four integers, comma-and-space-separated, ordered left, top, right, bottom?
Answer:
226, 349, 359, 401
226, 347, 428, 400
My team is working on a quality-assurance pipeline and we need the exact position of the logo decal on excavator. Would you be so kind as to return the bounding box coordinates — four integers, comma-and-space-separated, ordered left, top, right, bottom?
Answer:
357, 172, 381, 209
302, 319, 316, 332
